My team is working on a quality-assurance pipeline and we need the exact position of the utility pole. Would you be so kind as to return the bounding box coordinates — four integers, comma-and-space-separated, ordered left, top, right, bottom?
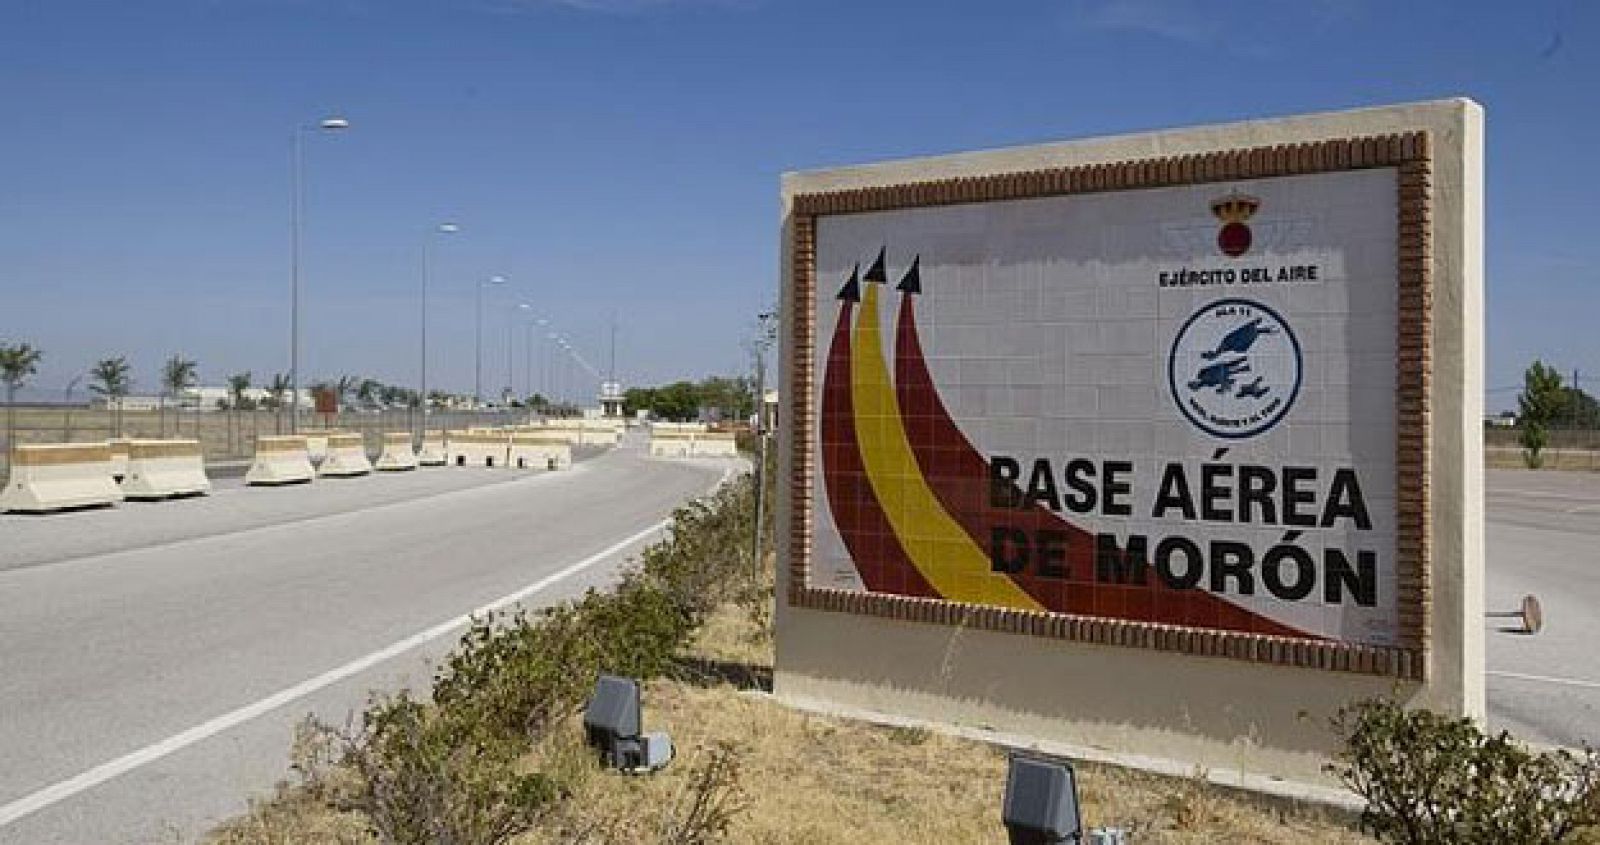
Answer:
749, 310, 778, 580
1575, 368, 1583, 430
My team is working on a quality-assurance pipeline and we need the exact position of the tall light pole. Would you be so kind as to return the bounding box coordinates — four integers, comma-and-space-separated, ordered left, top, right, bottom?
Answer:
420, 222, 459, 436
288, 116, 350, 434
537, 319, 550, 402
475, 274, 506, 406
506, 302, 528, 405
515, 303, 534, 401
549, 333, 566, 408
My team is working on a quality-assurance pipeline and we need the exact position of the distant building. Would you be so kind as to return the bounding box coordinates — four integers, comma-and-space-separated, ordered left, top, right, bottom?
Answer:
91, 394, 165, 412
598, 381, 624, 418
91, 387, 313, 412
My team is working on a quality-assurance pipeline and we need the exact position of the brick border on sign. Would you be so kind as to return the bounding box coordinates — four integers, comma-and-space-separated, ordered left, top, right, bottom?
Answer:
787, 133, 1433, 681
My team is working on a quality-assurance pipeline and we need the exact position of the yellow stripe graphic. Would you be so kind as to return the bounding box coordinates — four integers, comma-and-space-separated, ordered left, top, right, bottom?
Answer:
851, 285, 1042, 610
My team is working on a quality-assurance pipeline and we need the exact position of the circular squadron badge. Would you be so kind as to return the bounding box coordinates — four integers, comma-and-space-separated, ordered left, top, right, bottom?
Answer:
1168, 298, 1302, 439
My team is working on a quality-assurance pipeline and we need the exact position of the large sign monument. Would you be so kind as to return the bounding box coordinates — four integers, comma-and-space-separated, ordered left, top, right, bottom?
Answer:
775, 100, 1483, 785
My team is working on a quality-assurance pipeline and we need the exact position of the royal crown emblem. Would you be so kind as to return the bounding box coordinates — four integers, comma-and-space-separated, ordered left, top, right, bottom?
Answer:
1210, 192, 1260, 257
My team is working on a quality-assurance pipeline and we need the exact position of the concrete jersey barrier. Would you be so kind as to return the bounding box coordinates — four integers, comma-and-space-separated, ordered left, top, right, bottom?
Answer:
691, 431, 740, 458
651, 422, 708, 433
541, 418, 622, 447
304, 432, 330, 464
648, 429, 695, 457
303, 430, 354, 464
447, 430, 508, 468
418, 429, 448, 466
509, 432, 572, 470
318, 433, 373, 477
108, 438, 133, 480
0, 443, 124, 513
374, 432, 418, 472
120, 439, 211, 499
245, 435, 316, 485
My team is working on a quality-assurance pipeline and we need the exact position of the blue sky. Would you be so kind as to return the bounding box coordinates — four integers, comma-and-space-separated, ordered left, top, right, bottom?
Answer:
0, 0, 1594, 409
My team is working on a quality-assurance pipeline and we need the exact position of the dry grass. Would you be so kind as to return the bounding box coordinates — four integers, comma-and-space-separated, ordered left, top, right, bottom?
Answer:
209, 589, 1372, 845
516, 598, 1371, 845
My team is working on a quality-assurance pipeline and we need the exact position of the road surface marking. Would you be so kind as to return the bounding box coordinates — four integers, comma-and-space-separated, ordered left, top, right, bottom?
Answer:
0, 514, 674, 829
1488, 670, 1600, 692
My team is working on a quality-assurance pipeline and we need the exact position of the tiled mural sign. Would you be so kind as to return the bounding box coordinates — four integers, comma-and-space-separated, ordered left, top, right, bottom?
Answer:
809, 168, 1404, 648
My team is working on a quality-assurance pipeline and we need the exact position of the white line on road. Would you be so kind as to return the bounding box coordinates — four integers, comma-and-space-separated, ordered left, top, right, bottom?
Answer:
0, 517, 669, 829
1488, 670, 1600, 692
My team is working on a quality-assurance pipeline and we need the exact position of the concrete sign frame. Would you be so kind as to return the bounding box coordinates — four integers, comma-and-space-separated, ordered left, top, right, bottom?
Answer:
775, 99, 1482, 782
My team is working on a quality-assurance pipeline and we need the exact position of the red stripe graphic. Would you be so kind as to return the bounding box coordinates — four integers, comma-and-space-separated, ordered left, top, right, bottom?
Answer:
891, 279, 1310, 638
821, 292, 937, 598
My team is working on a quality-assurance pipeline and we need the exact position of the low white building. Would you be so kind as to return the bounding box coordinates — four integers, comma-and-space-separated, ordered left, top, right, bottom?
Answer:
91, 387, 314, 412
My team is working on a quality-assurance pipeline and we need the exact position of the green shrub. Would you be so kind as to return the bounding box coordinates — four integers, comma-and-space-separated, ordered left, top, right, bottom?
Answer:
304, 471, 761, 844
1522, 420, 1549, 468
338, 691, 560, 845
1330, 698, 1600, 844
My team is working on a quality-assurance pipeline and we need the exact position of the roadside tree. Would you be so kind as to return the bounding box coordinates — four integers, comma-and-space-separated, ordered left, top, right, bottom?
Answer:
226, 371, 253, 452
1518, 360, 1565, 468
264, 373, 291, 433
88, 356, 134, 437
0, 341, 44, 454
161, 354, 198, 438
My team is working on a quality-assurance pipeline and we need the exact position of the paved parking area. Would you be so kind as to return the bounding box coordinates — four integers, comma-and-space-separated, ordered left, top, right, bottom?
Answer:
1487, 469, 1600, 748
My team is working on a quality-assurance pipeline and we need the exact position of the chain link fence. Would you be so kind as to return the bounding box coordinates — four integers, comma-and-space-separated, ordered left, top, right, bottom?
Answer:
1484, 426, 1600, 471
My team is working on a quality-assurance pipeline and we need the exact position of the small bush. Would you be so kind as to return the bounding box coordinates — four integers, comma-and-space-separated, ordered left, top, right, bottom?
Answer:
1330, 698, 1600, 844
1522, 420, 1549, 468
292, 472, 761, 845
340, 691, 561, 845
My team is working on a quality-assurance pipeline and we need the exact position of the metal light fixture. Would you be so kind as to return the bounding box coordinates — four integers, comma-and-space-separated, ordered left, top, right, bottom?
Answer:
419, 221, 459, 434
583, 675, 674, 774
1002, 753, 1082, 845
475, 274, 508, 405
287, 114, 352, 433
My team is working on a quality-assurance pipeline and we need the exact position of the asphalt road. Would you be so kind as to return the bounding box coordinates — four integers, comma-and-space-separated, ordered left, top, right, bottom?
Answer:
0, 455, 1592, 843
0, 442, 734, 844
1486, 469, 1600, 749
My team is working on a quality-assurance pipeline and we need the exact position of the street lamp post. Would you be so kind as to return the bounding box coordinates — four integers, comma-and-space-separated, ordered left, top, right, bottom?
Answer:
523, 320, 536, 400
288, 116, 350, 435
512, 303, 532, 406
537, 320, 549, 403
420, 223, 459, 438
558, 338, 571, 407
475, 275, 507, 406
548, 333, 564, 409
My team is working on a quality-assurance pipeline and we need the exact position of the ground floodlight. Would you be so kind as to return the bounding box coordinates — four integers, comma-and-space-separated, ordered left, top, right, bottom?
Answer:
583, 674, 674, 774
1002, 753, 1082, 845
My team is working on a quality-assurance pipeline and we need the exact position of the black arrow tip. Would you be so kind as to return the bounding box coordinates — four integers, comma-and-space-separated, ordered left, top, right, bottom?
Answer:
863, 247, 887, 284
896, 255, 921, 294
836, 264, 861, 302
